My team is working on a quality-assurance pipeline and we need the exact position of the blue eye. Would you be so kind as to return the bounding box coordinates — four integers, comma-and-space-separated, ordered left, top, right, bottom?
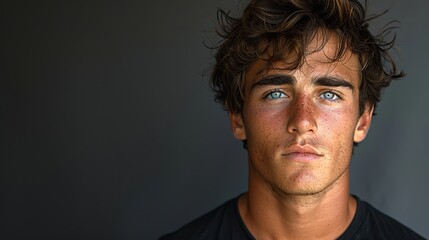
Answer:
266, 90, 286, 100
320, 91, 339, 101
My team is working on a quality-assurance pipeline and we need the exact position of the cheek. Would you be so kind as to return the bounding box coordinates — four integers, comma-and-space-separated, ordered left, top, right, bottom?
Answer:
319, 107, 358, 149
246, 104, 286, 135
244, 106, 286, 153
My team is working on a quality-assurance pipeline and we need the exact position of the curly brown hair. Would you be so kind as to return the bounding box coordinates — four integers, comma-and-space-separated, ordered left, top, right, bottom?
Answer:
210, 0, 404, 115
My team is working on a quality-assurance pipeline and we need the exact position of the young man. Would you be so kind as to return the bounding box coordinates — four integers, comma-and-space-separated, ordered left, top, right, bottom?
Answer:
161, 0, 425, 239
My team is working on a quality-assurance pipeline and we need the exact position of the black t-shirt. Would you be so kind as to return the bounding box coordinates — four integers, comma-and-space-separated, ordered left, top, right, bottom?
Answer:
160, 195, 425, 240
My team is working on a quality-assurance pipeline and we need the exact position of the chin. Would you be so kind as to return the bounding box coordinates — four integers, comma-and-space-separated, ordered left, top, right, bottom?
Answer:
275, 173, 329, 195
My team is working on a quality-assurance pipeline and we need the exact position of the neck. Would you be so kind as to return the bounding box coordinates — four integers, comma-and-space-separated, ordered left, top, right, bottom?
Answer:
239, 167, 356, 240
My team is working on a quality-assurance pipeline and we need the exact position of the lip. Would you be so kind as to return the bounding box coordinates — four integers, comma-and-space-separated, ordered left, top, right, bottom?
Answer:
282, 145, 323, 162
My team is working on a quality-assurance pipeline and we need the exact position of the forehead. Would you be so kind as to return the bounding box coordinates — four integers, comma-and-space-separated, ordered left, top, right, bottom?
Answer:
245, 32, 361, 86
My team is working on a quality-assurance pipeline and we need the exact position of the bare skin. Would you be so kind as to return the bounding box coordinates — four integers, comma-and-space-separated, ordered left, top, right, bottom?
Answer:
238, 169, 356, 239
229, 33, 373, 239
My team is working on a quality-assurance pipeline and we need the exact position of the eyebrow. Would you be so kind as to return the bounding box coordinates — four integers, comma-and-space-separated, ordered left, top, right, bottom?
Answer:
313, 77, 354, 91
251, 75, 296, 90
251, 74, 355, 92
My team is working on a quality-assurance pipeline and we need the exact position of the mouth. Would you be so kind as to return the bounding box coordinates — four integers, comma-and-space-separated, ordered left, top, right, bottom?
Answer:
282, 145, 323, 162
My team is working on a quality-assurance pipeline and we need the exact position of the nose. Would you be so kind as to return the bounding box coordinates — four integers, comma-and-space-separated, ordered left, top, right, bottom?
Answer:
286, 94, 317, 135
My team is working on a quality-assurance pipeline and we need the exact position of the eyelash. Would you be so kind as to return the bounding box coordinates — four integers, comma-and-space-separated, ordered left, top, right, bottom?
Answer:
319, 90, 342, 102
264, 89, 287, 100
263, 89, 343, 102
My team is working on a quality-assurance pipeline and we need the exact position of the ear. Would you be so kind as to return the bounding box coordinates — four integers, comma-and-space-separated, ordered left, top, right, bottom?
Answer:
229, 111, 247, 140
353, 104, 374, 143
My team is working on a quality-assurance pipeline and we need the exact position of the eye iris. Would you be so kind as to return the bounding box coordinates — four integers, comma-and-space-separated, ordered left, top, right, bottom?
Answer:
270, 92, 281, 99
323, 92, 334, 99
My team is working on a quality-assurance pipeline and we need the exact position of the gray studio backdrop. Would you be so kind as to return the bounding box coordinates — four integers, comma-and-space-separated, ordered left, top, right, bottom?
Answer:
1, 0, 428, 239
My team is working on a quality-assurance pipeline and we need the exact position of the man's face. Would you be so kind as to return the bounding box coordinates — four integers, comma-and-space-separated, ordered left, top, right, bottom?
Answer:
229, 34, 373, 195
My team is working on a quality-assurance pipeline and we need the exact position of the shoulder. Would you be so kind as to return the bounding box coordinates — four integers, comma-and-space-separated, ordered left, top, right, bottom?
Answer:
159, 195, 250, 240
352, 198, 425, 240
